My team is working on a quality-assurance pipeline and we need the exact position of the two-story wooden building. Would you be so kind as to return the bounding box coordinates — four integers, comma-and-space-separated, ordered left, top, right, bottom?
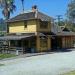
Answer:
0, 6, 75, 54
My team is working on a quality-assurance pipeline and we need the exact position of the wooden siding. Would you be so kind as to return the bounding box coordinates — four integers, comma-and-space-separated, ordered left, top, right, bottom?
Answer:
36, 20, 51, 32
62, 36, 74, 48
9, 19, 51, 34
9, 20, 37, 33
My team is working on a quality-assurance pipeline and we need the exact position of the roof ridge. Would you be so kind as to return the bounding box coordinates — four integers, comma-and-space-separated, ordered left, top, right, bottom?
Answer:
38, 11, 52, 19
20, 10, 33, 14
7, 10, 52, 22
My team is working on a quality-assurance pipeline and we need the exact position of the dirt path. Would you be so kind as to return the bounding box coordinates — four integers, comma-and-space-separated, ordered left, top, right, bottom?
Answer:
0, 50, 75, 75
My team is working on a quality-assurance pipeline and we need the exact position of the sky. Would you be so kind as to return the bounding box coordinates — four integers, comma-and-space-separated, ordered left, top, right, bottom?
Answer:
0, 0, 69, 19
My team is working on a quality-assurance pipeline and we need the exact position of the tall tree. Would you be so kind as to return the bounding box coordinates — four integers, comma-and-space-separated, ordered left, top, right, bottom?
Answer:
67, 0, 75, 23
66, 0, 75, 31
0, 0, 16, 19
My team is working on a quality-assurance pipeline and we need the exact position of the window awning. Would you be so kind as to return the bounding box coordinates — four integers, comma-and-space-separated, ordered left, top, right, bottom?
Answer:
0, 35, 34, 40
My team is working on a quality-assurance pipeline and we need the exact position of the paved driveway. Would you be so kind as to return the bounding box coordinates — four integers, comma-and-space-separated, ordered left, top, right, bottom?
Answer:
0, 49, 75, 75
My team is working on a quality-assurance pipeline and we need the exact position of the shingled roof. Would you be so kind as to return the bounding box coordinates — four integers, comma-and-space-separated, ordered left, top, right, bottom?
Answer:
51, 24, 75, 36
6, 10, 75, 36
51, 23, 62, 34
7, 11, 51, 22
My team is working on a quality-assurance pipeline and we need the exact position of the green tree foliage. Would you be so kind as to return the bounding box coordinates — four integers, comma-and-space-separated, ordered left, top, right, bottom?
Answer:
0, 19, 6, 31
66, 0, 75, 32
67, 0, 75, 22
0, 0, 16, 19
57, 21, 65, 26
0, 18, 6, 36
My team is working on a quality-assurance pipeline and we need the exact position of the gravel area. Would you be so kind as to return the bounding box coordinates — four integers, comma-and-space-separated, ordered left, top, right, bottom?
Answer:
0, 49, 75, 75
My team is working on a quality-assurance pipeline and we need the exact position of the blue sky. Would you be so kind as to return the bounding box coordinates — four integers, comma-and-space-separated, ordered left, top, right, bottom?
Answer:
0, 0, 69, 19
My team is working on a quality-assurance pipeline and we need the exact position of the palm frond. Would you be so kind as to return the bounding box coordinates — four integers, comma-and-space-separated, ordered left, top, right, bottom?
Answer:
0, 0, 16, 19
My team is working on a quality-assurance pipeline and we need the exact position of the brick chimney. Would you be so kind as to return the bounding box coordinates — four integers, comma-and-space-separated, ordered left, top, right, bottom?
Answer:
32, 5, 38, 18
32, 5, 37, 12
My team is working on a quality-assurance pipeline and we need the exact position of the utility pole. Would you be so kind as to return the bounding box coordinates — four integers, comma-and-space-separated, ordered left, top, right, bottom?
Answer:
21, 0, 24, 13
55, 15, 63, 32
56, 15, 63, 26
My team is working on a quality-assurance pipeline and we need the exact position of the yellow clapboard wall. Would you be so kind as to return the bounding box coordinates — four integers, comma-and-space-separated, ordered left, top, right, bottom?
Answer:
9, 20, 37, 33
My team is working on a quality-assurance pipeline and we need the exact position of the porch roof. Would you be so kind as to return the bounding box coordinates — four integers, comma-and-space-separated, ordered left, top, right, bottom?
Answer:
0, 35, 34, 40
7, 11, 52, 23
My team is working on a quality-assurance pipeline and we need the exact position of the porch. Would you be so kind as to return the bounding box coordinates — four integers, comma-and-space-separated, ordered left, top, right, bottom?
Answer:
0, 34, 37, 55
0, 34, 51, 55
9, 37, 36, 54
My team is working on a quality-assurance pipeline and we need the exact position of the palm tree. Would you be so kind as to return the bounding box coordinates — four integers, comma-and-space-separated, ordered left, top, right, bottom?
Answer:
21, 0, 24, 13
0, 0, 16, 20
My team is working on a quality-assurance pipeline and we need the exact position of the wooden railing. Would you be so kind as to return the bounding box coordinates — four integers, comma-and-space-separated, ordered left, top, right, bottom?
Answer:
9, 47, 24, 51
0, 46, 24, 54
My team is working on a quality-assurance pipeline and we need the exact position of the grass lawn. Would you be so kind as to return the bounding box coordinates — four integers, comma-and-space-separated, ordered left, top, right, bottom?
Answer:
0, 54, 16, 59
62, 71, 75, 75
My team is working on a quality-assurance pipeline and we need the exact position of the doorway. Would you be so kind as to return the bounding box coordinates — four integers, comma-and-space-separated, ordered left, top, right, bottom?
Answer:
51, 36, 62, 50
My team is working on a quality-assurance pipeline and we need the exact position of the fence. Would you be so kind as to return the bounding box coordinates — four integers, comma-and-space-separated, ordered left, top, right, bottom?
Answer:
0, 46, 24, 55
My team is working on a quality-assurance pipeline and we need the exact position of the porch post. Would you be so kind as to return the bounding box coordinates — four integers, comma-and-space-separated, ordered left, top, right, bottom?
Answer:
70, 36, 72, 48
71, 36, 74, 48
36, 35, 40, 52
28, 39, 31, 48
7, 41, 10, 53
62, 37, 65, 48
47, 35, 51, 51
21, 40, 24, 54
15, 40, 18, 47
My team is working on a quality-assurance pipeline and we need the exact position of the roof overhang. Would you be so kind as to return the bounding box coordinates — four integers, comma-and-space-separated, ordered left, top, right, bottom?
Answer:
0, 35, 34, 40
50, 31, 75, 36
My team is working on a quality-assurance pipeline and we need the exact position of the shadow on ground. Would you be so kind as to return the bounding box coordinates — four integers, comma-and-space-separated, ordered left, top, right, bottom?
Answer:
51, 48, 73, 53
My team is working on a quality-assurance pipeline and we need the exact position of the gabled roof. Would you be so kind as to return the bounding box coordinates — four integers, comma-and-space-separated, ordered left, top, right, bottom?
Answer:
62, 28, 70, 32
6, 10, 75, 36
7, 11, 51, 22
60, 25, 70, 32
51, 24, 75, 36
51, 23, 62, 34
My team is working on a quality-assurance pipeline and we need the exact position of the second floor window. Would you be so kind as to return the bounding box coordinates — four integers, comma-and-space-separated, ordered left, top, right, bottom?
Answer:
24, 21, 27, 28
40, 21, 48, 29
